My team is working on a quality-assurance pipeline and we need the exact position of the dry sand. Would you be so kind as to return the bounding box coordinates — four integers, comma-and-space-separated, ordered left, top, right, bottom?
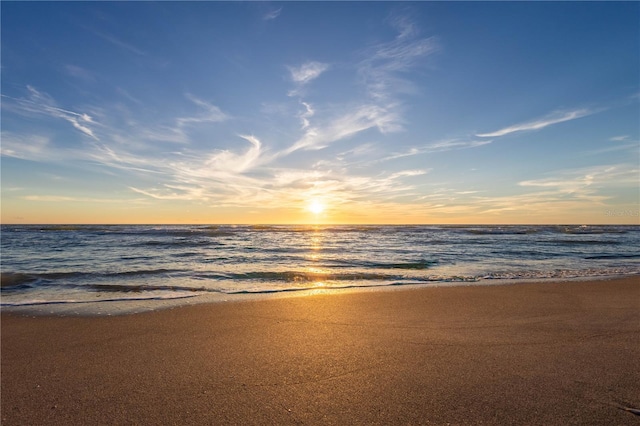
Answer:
2, 278, 639, 425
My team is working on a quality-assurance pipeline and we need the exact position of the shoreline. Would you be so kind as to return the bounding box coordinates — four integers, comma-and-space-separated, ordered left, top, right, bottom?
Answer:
2, 277, 639, 424
2, 273, 638, 317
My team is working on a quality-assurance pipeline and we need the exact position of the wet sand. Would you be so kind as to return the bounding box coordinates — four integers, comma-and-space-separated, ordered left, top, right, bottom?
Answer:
2, 278, 639, 425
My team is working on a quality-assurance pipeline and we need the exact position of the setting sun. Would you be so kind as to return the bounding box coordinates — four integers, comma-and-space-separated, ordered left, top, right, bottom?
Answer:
308, 199, 325, 215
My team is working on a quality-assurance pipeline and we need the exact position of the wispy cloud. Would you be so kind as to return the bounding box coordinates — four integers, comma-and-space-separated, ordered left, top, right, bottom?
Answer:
22, 195, 145, 203
358, 16, 438, 101
469, 165, 639, 217
2, 86, 99, 140
609, 135, 629, 142
519, 164, 639, 193
381, 138, 492, 162
0, 132, 50, 160
90, 30, 147, 56
407, 164, 638, 220
263, 7, 282, 21
177, 93, 230, 126
586, 140, 639, 156
137, 93, 230, 144
285, 104, 401, 154
299, 102, 314, 129
116, 87, 142, 105
425, 139, 493, 152
388, 169, 429, 179
476, 109, 592, 138
281, 14, 438, 158
64, 64, 95, 82
288, 61, 329, 86
277, 15, 437, 158
101, 134, 432, 213
202, 134, 263, 173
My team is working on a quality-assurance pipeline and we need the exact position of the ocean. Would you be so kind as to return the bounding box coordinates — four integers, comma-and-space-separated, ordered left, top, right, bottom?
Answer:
1, 224, 639, 315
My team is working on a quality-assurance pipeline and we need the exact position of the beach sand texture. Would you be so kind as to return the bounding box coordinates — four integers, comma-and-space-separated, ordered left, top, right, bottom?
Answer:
2, 278, 639, 425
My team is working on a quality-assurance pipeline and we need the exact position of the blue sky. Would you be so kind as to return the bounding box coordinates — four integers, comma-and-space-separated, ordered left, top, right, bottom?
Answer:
1, 1, 638, 224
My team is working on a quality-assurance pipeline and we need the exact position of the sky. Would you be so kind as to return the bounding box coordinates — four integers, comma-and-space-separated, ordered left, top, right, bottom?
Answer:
1, 1, 638, 225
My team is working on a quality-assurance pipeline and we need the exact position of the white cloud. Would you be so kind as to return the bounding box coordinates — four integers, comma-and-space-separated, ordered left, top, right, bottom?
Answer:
202, 134, 263, 173
177, 93, 229, 126
299, 102, 314, 129
412, 165, 638, 220
518, 164, 639, 197
277, 16, 436, 159
358, 20, 438, 101
65, 65, 94, 82
68, 117, 98, 139
609, 135, 629, 142
426, 139, 493, 152
288, 61, 329, 85
263, 7, 282, 21
133, 94, 229, 145
381, 138, 492, 162
2, 86, 99, 140
22, 195, 144, 203
476, 109, 592, 138
88, 143, 167, 175
0, 132, 50, 160
106, 134, 434, 212
90, 30, 147, 56
138, 126, 189, 144
388, 169, 429, 179
285, 103, 401, 154
116, 87, 142, 105
586, 142, 639, 156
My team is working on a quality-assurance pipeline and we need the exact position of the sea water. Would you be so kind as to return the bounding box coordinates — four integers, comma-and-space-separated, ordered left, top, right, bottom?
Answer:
1, 225, 638, 315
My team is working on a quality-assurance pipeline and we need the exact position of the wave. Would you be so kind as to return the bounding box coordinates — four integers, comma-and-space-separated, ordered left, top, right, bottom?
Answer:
224, 281, 416, 295
85, 283, 210, 293
458, 225, 635, 236
558, 226, 629, 235
465, 228, 538, 235
196, 271, 405, 282
1, 271, 86, 289
247, 225, 386, 233
0, 269, 185, 289
4, 224, 636, 240
0, 293, 199, 307
330, 259, 438, 270
1, 272, 39, 289
544, 239, 622, 246
133, 240, 225, 248
584, 254, 640, 260
479, 268, 640, 280
34, 225, 108, 232
2, 268, 638, 309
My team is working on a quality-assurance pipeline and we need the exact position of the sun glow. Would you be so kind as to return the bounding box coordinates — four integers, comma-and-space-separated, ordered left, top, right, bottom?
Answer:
308, 199, 325, 215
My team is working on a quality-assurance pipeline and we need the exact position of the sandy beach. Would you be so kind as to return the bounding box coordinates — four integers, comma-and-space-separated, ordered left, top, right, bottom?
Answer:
2, 278, 639, 425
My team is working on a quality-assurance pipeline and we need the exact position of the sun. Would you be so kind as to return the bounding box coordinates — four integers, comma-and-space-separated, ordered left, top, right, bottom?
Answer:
308, 199, 325, 215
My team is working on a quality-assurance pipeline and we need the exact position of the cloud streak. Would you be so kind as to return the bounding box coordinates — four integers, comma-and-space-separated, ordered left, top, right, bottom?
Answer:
358, 17, 438, 101
90, 29, 147, 56
288, 61, 329, 85
2, 86, 99, 140
178, 93, 229, 126
0, 132, 51, 160
263, 7, 282, 21
380, 138, 492, 163
476, 109, 592, 138
202, 134, 263, 173
284, 104, 401, 154
281, 15, 435, 156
